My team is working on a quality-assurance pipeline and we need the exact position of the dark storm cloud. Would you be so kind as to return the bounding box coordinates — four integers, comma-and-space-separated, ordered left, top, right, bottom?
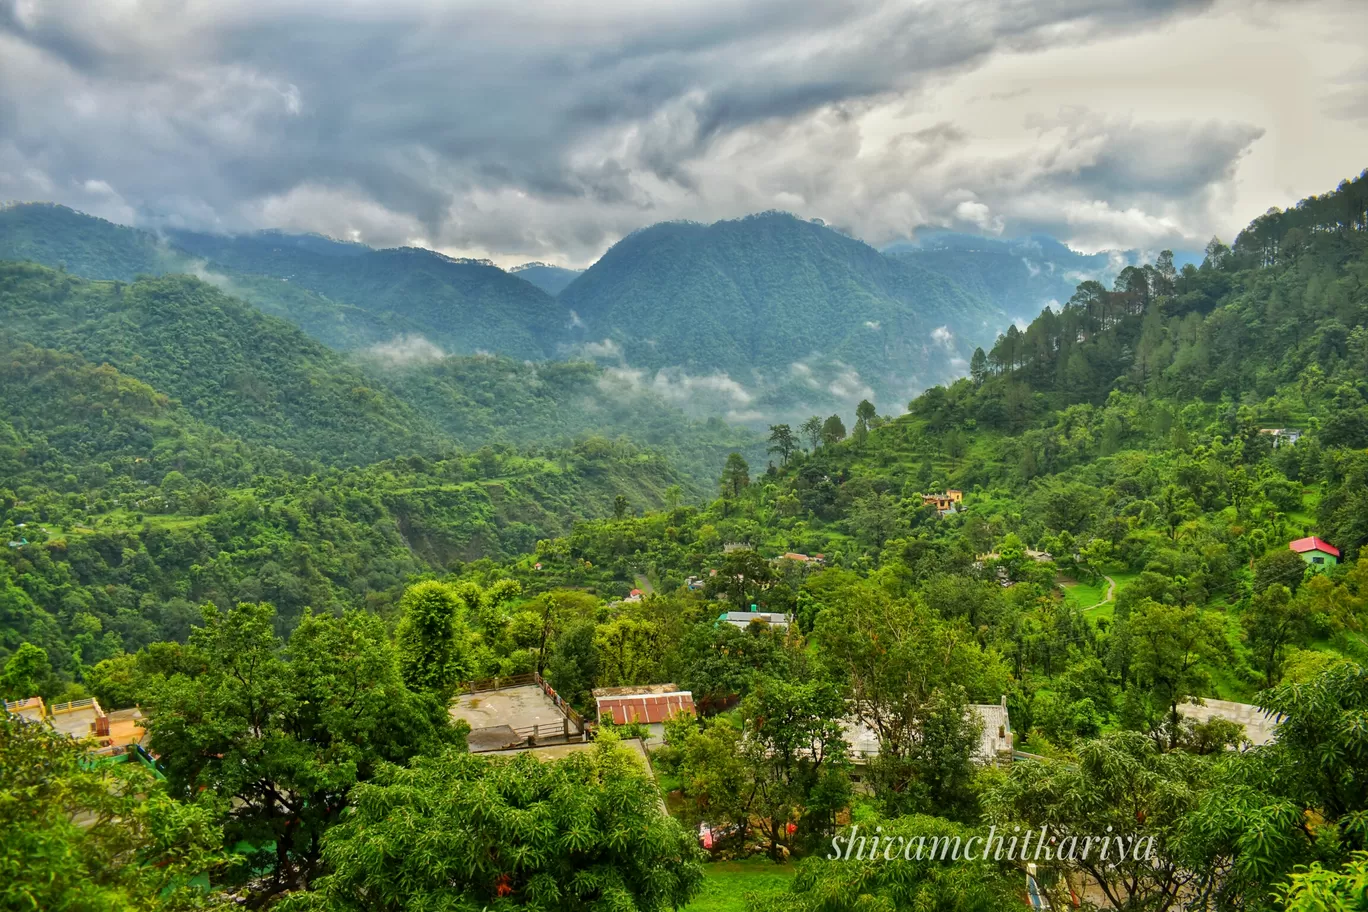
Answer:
0, 0, 1280, 262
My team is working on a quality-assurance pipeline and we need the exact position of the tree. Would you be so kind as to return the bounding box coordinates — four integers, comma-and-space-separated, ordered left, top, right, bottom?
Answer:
1279, 854, 1368, 911
285, 740, 704, 911
766, 816, 1021, 912
988, 732, 1207, 912
1, 711, 230, 911
144, 602, 455, 901
768, 424, 796, 466
546, 619, 599, 710
849, 491, 902, 551
1, 641, 50, 699
661, 715, 755, 841
855, 399, 877, 431
820, 415, 847, 446
706, 547, 778, 612
800, 416, 823, 451
395, 580, 468, 695
1242, 583, 1313, 687
720, 452, 750, 512
741, 677, 852, 856
678, 620, 793, 712
1128, 600, 1230, 748
969, 346, 989, 384
664, 484, 683, 512
1254, 548, 1309, 595
813, 584, 1006, 816
594, 615, 666, 687
613, 493, 629, 519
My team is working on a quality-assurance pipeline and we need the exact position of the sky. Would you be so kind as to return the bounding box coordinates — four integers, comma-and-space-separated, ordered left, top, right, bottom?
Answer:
2, 0, 1365, 268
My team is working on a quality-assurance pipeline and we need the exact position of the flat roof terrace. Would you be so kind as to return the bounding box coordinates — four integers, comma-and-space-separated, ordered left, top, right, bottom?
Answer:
450, 684, 571, 735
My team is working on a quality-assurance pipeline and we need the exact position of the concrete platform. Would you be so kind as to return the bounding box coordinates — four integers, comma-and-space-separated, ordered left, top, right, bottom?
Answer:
1180, 698, 1281, 746
450, 684, 571, 735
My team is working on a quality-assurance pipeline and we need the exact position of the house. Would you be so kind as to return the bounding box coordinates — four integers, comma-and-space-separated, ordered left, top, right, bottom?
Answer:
922, 489, 964, 514
719, 610, 792, 631
594, 684, 696, 744
1259, 428, 1303, 448
3, 696, 47, 725
777, 552, 825, 565
1179, 697, 1280, 747
4, 696, 150, 756
1289, 536, 1340, 569
838, 696, 1013, 768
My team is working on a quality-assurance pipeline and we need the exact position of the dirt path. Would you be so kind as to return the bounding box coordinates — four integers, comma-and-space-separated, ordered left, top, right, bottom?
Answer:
1082, 575, 1117, 611
634, 574, 655, 595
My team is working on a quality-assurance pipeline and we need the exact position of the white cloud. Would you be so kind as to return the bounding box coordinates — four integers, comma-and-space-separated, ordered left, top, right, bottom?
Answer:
0, 0, 1364, 264
579, 338, 624, 360
362, 334, 446, 366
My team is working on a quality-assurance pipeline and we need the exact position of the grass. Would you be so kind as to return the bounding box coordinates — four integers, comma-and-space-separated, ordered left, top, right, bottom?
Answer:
1061, 576, 1106, 611
685, 860, 798, 911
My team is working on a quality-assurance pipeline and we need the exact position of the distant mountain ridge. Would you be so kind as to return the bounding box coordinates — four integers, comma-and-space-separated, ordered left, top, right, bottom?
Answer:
0, 201, 1167, 422
510, 262, 584, 296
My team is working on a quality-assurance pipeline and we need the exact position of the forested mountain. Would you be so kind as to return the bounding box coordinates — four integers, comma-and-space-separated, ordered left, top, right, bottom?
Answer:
0, 202, 180, 279
0, 339, 694, 662
165, 229, 567, 360
0, 262, 444, 464
559, 212, 1005, 415
510, 261, 584, 295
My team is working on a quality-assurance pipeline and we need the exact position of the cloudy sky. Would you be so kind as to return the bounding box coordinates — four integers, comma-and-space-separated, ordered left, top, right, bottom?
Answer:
2, 0, 1365, 267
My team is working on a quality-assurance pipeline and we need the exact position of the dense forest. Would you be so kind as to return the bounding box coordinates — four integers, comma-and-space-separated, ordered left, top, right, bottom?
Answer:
4, 170, 1368, 911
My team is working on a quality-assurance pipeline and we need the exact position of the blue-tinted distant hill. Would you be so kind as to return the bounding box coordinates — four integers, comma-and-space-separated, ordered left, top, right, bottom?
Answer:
166, 229, 567, 360
510, 262, 584, 296
885, 230, 1202, 324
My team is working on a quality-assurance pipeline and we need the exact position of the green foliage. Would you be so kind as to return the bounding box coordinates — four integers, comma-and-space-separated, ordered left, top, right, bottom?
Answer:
1278, 853, 1368, 911
0, 711, 231, 911
284, 741, 705, 911
763, 815, 1021, 912
395, 580, 468, 695
142, 602, 457, 901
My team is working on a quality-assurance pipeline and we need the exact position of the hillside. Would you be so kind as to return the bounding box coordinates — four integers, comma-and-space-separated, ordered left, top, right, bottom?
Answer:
166, 229, 567, 359
0, 202, 180, 280
0, 262, 445, 464
0, 342, 697, 660
559, 212, 1004, 416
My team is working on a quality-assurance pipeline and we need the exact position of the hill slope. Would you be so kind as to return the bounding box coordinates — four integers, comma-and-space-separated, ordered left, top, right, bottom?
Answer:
166, 229, 567, 359
0, 262, 444, 463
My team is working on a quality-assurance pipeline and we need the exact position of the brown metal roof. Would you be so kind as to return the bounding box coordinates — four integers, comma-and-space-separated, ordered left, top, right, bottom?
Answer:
596, 691, 695, 725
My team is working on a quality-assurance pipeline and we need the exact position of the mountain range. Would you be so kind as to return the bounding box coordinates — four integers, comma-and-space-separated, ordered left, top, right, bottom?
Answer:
0, 201, 1151, 423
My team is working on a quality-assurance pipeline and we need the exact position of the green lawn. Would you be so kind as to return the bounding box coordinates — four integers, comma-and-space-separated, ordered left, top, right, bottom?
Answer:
1061, 576, 1107, 611
686, 860, 797, 911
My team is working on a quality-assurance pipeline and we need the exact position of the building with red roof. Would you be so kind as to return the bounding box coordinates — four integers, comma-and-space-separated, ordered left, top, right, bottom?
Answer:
594, 684, 695, 743
1289, 536, 1340, 569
